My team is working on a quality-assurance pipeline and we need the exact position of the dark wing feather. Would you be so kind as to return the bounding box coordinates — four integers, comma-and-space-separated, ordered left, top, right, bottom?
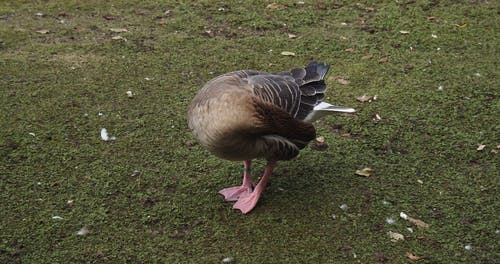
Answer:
247, 74, 302, 118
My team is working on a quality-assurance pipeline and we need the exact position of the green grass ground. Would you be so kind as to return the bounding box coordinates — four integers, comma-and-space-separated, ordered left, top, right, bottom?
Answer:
1, 0, 498, 263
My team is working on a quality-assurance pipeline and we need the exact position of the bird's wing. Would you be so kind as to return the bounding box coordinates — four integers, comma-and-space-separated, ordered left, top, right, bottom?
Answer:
247, 74, 302, 118
245, 61, 330, 120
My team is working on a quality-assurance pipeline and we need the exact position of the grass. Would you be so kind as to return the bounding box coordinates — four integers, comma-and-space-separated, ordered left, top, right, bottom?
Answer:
0, 0, 498, 263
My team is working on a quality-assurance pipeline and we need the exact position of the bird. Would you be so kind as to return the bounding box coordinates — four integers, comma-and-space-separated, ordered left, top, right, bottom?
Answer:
187, 61, 355, 214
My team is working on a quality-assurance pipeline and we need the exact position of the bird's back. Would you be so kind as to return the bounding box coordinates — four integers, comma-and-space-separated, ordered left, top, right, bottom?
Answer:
188, 62, 331, 161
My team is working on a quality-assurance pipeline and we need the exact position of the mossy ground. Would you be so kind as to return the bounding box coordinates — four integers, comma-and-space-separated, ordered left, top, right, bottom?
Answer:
0, 0, 498, 263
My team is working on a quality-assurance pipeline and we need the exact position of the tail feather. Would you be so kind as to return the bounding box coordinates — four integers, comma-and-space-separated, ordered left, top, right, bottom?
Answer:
278, 61, 354, 121
293, 61, 330, 120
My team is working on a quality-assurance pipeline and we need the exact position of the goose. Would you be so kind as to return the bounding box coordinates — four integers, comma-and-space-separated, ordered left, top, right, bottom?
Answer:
187, 61, 355, 214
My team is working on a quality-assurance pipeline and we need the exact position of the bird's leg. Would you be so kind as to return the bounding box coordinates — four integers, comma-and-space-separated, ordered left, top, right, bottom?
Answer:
218, 160, 254, 201
233, 161, 277, 214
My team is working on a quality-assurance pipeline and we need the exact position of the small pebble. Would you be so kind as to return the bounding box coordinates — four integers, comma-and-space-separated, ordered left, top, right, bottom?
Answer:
465, 244, 472, 251
98, 112, 103, 116
495, 229, 500, 234
222, 256, 233, 263
406, 227, 414, 233
37, 182, 42, 186
331, 214, 337, 220
339, 204, 348, 210
28, 132, 36, 136
77, 226, 89, 236
382, 200, 391, 206
400, 212, 408, 220
66, 199, 75, 206
386, 217, 395, 224
437, 85, 444, 91
126, 91, 133, 98
52, 216, 63, 220
131, 170, 141, 177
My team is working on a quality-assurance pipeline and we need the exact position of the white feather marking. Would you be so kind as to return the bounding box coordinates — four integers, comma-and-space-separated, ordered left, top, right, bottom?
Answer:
303, 102, 356, 122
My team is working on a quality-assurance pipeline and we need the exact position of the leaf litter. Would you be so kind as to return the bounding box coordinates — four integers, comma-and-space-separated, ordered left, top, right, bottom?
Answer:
400, 212, 429, 228
356, 95, 373, 102
355, 167, 373, 177
406, 252, 424, 261
280, 51, 295, 56
109, 28, 128, 33
388, 231, 404, 242
476, 144, 486, 151
266, 3, 287, 10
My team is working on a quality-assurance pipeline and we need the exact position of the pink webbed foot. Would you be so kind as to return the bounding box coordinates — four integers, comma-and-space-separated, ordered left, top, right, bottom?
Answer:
232, 192, 261, 214
218, 185, 253, 202
219, 160, 253, 202
232, 161, 276, 214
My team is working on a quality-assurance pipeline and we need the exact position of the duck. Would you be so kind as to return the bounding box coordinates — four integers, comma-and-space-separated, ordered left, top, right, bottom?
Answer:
187, 61, 355, 214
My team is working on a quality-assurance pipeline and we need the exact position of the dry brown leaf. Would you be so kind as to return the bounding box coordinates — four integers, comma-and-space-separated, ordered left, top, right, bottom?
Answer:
388, 231, 404, 242
406, 252, 423, 261
36, 29, 49, 34
109, 28, 128, 33
345, 47, 355, 52
267, 3, 287, 10
340, 133, 351, 138
103, 15, 115, 20
455, 23, 467, 29
315, 136, 325, 143
378, 57, 389, 63
356, 95, 373, 102
362, 54, 373, 60
365, 7, 375, 12
111, 35, 127, 41
287, 33, 297, 39
280, 51, 295, 56
476, 144, 486, 151
408, 216, 429, 228
355, 167, 373, 177
336, 78, 350, 85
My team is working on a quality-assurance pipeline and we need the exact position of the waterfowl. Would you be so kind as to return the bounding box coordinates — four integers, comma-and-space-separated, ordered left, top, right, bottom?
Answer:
187, 61, 355, 214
